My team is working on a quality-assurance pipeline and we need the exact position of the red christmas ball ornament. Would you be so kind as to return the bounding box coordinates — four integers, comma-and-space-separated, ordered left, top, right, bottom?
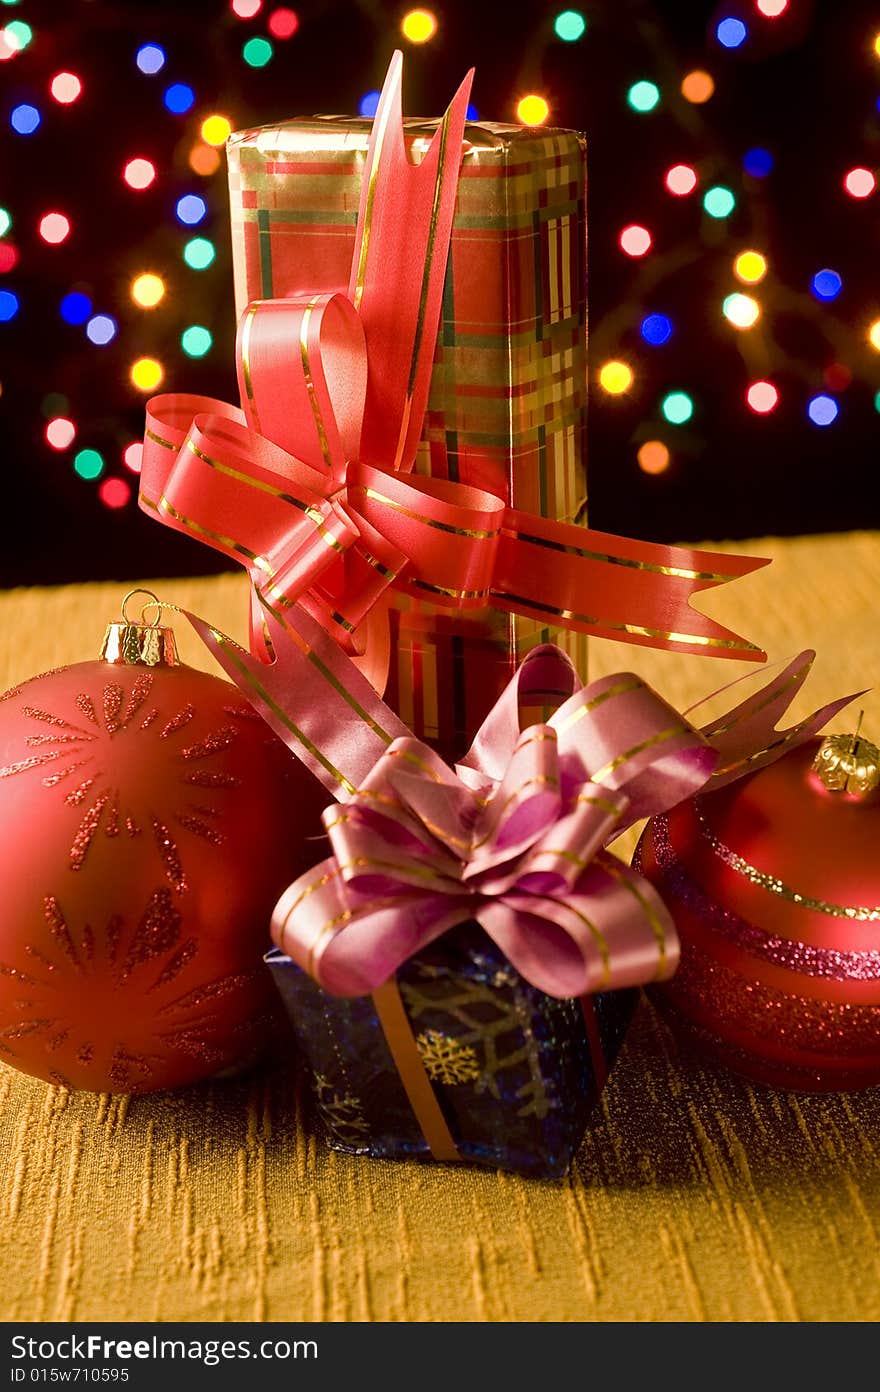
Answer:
0, 592, 327, 1094
635, 730, 880, 1092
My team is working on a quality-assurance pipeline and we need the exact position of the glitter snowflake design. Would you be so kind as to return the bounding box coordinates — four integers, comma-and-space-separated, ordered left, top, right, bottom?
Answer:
313, 1073, 371, 1144
0, 666, 250, 885
415, 1029, 481, 1085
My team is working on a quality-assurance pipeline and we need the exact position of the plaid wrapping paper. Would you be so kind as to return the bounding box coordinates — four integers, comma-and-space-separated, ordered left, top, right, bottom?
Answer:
228, 119, 588, 758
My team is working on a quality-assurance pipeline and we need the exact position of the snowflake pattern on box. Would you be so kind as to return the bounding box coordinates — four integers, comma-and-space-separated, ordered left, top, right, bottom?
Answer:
267, 922, 639, 1178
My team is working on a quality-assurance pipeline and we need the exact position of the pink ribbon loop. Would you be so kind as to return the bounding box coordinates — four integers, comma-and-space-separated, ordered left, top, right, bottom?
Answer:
270, 645, 723, 999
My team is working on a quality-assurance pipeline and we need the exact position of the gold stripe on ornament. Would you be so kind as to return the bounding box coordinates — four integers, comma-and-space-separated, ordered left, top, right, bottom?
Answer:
694, 801, 880, 921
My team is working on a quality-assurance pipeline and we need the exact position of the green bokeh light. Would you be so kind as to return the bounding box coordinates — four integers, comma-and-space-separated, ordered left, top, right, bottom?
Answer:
181, 325, 213, 358
4, 18, 32, 48
74, 448, 104, 480
661, 391, 694, 425
554, 10, 586, 41
627, 80, 660, 113
242, 36, 273, 68
703, 185, 736, 218
183, 236, 216, 270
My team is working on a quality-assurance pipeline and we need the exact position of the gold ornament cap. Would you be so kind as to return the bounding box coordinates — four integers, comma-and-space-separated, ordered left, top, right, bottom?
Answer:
812, 722, 880, 797
101, 589, 179, 667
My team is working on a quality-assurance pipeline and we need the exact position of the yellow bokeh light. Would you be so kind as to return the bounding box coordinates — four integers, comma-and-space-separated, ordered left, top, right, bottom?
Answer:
681, 70, 714, 104
637, 440, 670, 474
517, 94, 550, 127
723, 293, 761, 329
599, 360, 634, 395
189, 142, 222, 176
131, 273, 166, 308
734, 250, 768, 284
868, 319, 880, 351
401, 8, 437, 43
130, 357, 164, 392
874, 31, 880, 59
201, 114, 232, 147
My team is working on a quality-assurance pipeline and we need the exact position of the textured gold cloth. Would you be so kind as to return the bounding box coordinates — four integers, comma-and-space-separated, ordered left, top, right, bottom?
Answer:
1, 532, 879, 1322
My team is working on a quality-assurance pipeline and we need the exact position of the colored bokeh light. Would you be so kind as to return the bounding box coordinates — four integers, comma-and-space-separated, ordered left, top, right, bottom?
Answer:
554, 10, 586, 41
807, 394, 838, 426
844, 167, 876, 198
665, 164, 697, 195
181, 325, 213, 357
201, 114, 232, 147
811, 268, 842, 301
599, 361, 634, 394
637, 441, 670, 475
39, 213, 71, 245
189, 142, 221, 176
176, 194, 207, 225
268, 8, 299, 39
627, 80, 660, 112
824, 362, 851, 392
11, 103, 40, 135
130, 357, 164, 391
743, 147, 773, 177
661, 391, 694, 425
99, 478, 131, 510
86, 313, 117, 345
242, 36, 273, 66
716, 17, 747, 48
135, 44, 165, 74
401, 9, 437, 43
0, 243, 18, 272
123, 442, 143, 473
232, 0, 262, 15
183, 236, 216, 270
619, 224, 652, 256
517, 95, 550, 126
4, 19, 31, 49
164, 83, 195, 114
45, 417, 76, 450
50, 72, 82, 104
60, 291, 91, 324
359, 91, 381, 118
681, 70, 714, 103
734, 250, 767, 283
0, 207, 10, 236
757, 0, 788, 14
868, 319, 880, 351
131, 273, 165, 308
74, 448, 104, 480
0, 289, 19, 321
640, 313, 673, 345
723, 292, 761, 328
123, 158, 156, 190
875, 391, 880, 414
703, 185, 736, 218
746, 381, 778, 414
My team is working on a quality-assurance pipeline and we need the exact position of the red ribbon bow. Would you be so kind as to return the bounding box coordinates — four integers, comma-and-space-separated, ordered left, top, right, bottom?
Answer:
142, 53, 768, 687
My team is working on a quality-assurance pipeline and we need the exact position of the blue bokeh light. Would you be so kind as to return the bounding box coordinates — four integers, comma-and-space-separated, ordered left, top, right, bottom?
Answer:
0, 289, 20, 321
810, 269, 842, 301
60, 291, 93, 325
807, 394, 839, 426
716, 17, 747, 48
10, 103, 40, 135
163, 83, 195, 114
175, 194, 207, 226
136, 44, 166, 75
743, 147, 774, 178
86, 314, 117, 346
640, 313, 673, 346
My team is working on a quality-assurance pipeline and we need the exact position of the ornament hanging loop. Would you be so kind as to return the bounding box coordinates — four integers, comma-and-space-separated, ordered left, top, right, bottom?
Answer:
104, 590, 180, 668
121, 588, 164, 628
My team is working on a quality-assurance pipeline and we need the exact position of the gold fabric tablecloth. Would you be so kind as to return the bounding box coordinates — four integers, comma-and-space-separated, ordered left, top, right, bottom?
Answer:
1, 531, 879, 1324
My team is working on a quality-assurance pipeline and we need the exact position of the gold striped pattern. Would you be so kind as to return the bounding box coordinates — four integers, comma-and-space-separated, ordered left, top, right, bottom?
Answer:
239, 303, 262, 435
351, 61, 399, 311
158, 497, 274, 575
694, 801, 880, 921
505, 524, 743, 584
298, 296, 334, 472
599, 857, 670, 976
351, 485, 496, 539
495, 591, 763, 654
591, 725, 687, 786
555, 676, 642, 733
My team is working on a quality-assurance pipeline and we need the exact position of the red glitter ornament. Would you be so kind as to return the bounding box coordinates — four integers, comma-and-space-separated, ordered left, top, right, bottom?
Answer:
635, 731, 880, 1092
0, 593, 327, 1094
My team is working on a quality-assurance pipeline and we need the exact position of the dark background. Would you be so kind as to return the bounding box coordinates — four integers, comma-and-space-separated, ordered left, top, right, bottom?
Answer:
1, 0, 878, 588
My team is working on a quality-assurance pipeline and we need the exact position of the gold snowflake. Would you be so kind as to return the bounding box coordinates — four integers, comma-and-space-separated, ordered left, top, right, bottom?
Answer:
416, 1029, 481, 1086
